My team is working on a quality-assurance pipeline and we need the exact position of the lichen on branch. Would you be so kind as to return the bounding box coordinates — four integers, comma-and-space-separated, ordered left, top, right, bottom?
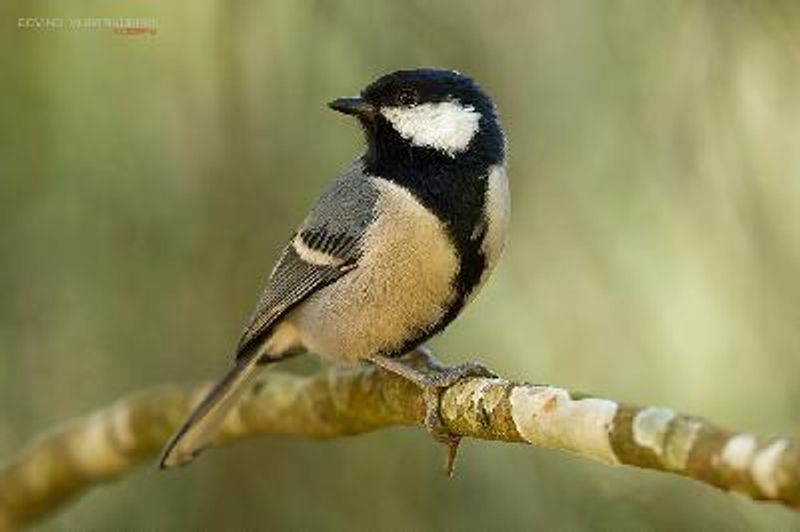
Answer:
0, 364, 798, 530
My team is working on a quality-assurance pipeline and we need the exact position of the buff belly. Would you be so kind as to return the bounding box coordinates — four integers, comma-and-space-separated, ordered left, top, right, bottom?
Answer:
287, 177, 459, 362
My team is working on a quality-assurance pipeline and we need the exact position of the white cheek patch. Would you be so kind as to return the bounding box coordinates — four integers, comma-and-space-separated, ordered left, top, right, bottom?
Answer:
381, 101, 481, 157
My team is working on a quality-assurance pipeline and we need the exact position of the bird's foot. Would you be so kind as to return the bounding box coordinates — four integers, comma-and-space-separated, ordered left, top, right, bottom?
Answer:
394, 347, 498, 476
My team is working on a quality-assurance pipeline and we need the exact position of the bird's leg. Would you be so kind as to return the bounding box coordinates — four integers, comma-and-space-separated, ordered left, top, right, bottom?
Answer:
368, 346, 496, 476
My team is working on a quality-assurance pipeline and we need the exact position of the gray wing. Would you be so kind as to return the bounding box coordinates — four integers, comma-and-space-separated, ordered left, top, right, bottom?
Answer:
235, 160, 377, 359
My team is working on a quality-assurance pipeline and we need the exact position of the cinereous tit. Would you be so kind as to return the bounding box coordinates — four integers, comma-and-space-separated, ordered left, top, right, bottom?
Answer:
160, 68, 509, 475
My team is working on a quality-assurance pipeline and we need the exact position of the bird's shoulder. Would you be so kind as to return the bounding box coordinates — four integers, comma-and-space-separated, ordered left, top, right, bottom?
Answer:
234, 159, 378, 357
298, 158, 379, 249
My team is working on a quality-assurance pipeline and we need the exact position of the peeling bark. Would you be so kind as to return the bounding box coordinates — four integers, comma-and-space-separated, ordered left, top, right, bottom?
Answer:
0, 365, 798, 530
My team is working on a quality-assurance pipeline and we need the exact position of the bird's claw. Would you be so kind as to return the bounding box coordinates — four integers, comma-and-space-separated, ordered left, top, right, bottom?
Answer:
409, 349, 497, 477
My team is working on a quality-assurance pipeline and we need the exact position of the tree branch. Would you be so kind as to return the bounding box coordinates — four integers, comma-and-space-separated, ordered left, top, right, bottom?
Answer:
0, 364, 798, 530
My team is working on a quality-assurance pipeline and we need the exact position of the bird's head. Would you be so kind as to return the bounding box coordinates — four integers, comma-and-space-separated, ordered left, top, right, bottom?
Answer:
329, 69, 504, 167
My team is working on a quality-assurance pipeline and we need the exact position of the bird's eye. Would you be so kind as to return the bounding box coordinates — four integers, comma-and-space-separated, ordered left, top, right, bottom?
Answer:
397, 89, 418, 107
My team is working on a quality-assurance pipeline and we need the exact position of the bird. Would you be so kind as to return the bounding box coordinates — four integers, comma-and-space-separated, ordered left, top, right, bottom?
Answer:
159, 68, 509, 475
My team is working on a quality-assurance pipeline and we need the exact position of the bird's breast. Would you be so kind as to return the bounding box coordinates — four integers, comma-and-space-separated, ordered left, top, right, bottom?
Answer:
478, 164, 510, 284
290, 177, 459, 361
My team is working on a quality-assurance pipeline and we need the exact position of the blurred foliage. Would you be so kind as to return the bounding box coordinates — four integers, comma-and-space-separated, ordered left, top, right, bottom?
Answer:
2, 0, 800, 530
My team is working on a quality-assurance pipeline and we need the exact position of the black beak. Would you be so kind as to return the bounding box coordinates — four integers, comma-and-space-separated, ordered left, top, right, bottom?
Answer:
328, 96, 375, 118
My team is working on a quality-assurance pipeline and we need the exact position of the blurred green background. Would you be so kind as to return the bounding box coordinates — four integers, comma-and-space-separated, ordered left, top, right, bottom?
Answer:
2, 0, 800, 530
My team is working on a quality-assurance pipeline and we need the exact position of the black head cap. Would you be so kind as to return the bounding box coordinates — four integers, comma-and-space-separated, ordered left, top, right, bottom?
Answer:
330, 68, 504, 166
361, 69, 493, 114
